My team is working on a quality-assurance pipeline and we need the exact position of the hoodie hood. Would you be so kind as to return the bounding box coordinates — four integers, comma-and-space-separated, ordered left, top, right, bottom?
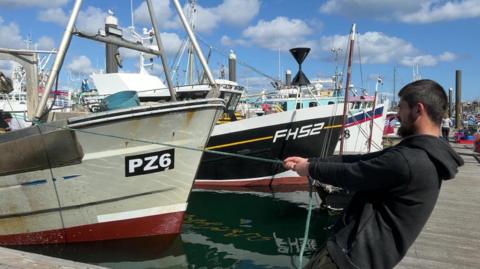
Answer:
398, 135, 464, 180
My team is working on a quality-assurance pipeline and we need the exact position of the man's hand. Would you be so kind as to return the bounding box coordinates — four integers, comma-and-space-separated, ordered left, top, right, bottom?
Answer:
283, 156, 310, 177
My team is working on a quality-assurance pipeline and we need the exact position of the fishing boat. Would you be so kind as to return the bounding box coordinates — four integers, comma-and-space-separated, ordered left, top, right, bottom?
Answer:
0, 0, 224, 245
195, 103, 344, 188
194, 44, 386, 189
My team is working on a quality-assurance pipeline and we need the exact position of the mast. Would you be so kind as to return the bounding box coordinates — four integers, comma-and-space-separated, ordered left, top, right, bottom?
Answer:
172, 0, 219, 98
331, 47, 342, 94
339, 23, 356, 156
185, 0, 196, 85
393, 65, 396, 107
146, 0, 177, 101
368, 76, 381, 152
34, 0, 83, 120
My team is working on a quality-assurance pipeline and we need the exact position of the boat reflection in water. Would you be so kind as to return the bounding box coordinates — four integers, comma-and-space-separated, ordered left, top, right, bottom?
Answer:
10, 188, 340, 269
181, 189, 338, 268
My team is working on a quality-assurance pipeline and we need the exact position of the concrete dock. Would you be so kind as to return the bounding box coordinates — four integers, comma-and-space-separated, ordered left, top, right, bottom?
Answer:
0, 246, 107, 269
396, 143, 480, 269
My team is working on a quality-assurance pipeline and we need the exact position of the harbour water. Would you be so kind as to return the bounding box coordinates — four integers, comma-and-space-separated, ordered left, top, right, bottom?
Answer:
9, 187, 344, 269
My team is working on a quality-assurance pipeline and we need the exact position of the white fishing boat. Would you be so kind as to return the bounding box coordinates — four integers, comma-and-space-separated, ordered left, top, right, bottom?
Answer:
0, 99, 223, 245
0, 0, 224, 245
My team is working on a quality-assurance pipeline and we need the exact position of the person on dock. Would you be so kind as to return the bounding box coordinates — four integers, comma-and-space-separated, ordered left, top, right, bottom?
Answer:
0, 110, 11, 133
441, 114, 452, 141
284, 79, 464, 269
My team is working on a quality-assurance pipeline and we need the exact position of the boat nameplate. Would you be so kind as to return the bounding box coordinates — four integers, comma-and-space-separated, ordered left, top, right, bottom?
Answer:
125, 149, 175, 177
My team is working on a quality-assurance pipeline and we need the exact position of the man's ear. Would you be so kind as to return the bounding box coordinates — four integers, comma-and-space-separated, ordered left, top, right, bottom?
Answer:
416, 102, 426, 115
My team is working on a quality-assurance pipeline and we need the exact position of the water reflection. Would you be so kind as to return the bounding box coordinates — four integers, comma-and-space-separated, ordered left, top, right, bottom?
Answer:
10, 188, 341, 269
182, 189, 338, 269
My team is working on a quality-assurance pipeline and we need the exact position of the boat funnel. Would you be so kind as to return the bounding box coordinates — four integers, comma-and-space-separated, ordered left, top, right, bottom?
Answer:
290, 47, 310, 86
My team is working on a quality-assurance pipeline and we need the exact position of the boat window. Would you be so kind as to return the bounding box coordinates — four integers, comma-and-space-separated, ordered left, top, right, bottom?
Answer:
282, 102, 287, 111
328, 101, 335, 105
227, 94, 240, 111
296, 102, 303, 109
354, 102, 361, 109
309, 102, 317, 107
222, 92, 232, 104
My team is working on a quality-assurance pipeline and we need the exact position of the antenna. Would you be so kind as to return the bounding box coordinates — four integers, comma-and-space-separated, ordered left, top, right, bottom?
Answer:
289, 47, 310, 86
130, 0, 134, 29
278, 48, 281, 81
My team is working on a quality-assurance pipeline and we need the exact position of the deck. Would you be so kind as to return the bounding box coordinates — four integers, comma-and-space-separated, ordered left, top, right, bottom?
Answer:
396, 143, 480, 269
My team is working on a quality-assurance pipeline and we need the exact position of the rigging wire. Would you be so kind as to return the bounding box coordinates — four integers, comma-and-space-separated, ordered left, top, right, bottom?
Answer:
196, 34, 282, 84
35, 120, 286, 165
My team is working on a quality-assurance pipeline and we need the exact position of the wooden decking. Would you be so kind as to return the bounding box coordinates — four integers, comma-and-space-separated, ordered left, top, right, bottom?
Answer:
396, 143, 480, 269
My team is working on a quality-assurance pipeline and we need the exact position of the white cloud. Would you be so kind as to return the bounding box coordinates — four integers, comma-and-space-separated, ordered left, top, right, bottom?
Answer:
319, 31, 418, 64
438, 51, 457, 62
319, 0, 480, 23
160, 32, 183, 55
38, 6, 108, 33
132, 0, 259, 33
220, 35, 248, 47
401, 0, 480, 23
400, 55, 438, 66
38, 8, 68, 25
0, 17, 55, 51
240, 17, 315, 51
133, 0, 178, 29
35, 36, 55, 50
192, 4, 221, 33
400, 52, 458, 66
76, 6, 108, 33
0, 0, 67, 8
193, 0, 260, 32
214, 0, 260, 26
318, 31, 456, 67
0, 61, 13, 75
67, 55, 95, 75
319, 0, 428, 19
0, 17, 23, 49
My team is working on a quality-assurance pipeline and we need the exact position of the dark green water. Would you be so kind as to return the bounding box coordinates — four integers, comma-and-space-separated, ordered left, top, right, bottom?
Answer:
13, 189, 344, 269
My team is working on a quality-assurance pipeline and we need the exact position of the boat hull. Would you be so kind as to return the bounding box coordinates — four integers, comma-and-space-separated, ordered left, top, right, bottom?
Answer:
195, 105, 344, 187
335, 105, 386, 153
0, 99, 224, 245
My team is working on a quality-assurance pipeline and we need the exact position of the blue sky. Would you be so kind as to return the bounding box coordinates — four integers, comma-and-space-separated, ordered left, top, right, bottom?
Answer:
0, 0, 479, 101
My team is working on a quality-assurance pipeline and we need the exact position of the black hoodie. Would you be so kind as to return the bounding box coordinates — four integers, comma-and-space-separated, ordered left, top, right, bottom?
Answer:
308, 135, 464, 269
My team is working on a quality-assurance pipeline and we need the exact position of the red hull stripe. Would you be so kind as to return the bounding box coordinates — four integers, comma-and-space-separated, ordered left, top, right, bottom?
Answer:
345, 113, 383, 127
0, 211, 185, 246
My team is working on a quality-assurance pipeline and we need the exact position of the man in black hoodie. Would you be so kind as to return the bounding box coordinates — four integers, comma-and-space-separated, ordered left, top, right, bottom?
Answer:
284, 79, 464, 269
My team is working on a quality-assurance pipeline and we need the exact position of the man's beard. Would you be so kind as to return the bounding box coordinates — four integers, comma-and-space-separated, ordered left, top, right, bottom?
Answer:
397, 124, 415, 137
397, 114, 417, 138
